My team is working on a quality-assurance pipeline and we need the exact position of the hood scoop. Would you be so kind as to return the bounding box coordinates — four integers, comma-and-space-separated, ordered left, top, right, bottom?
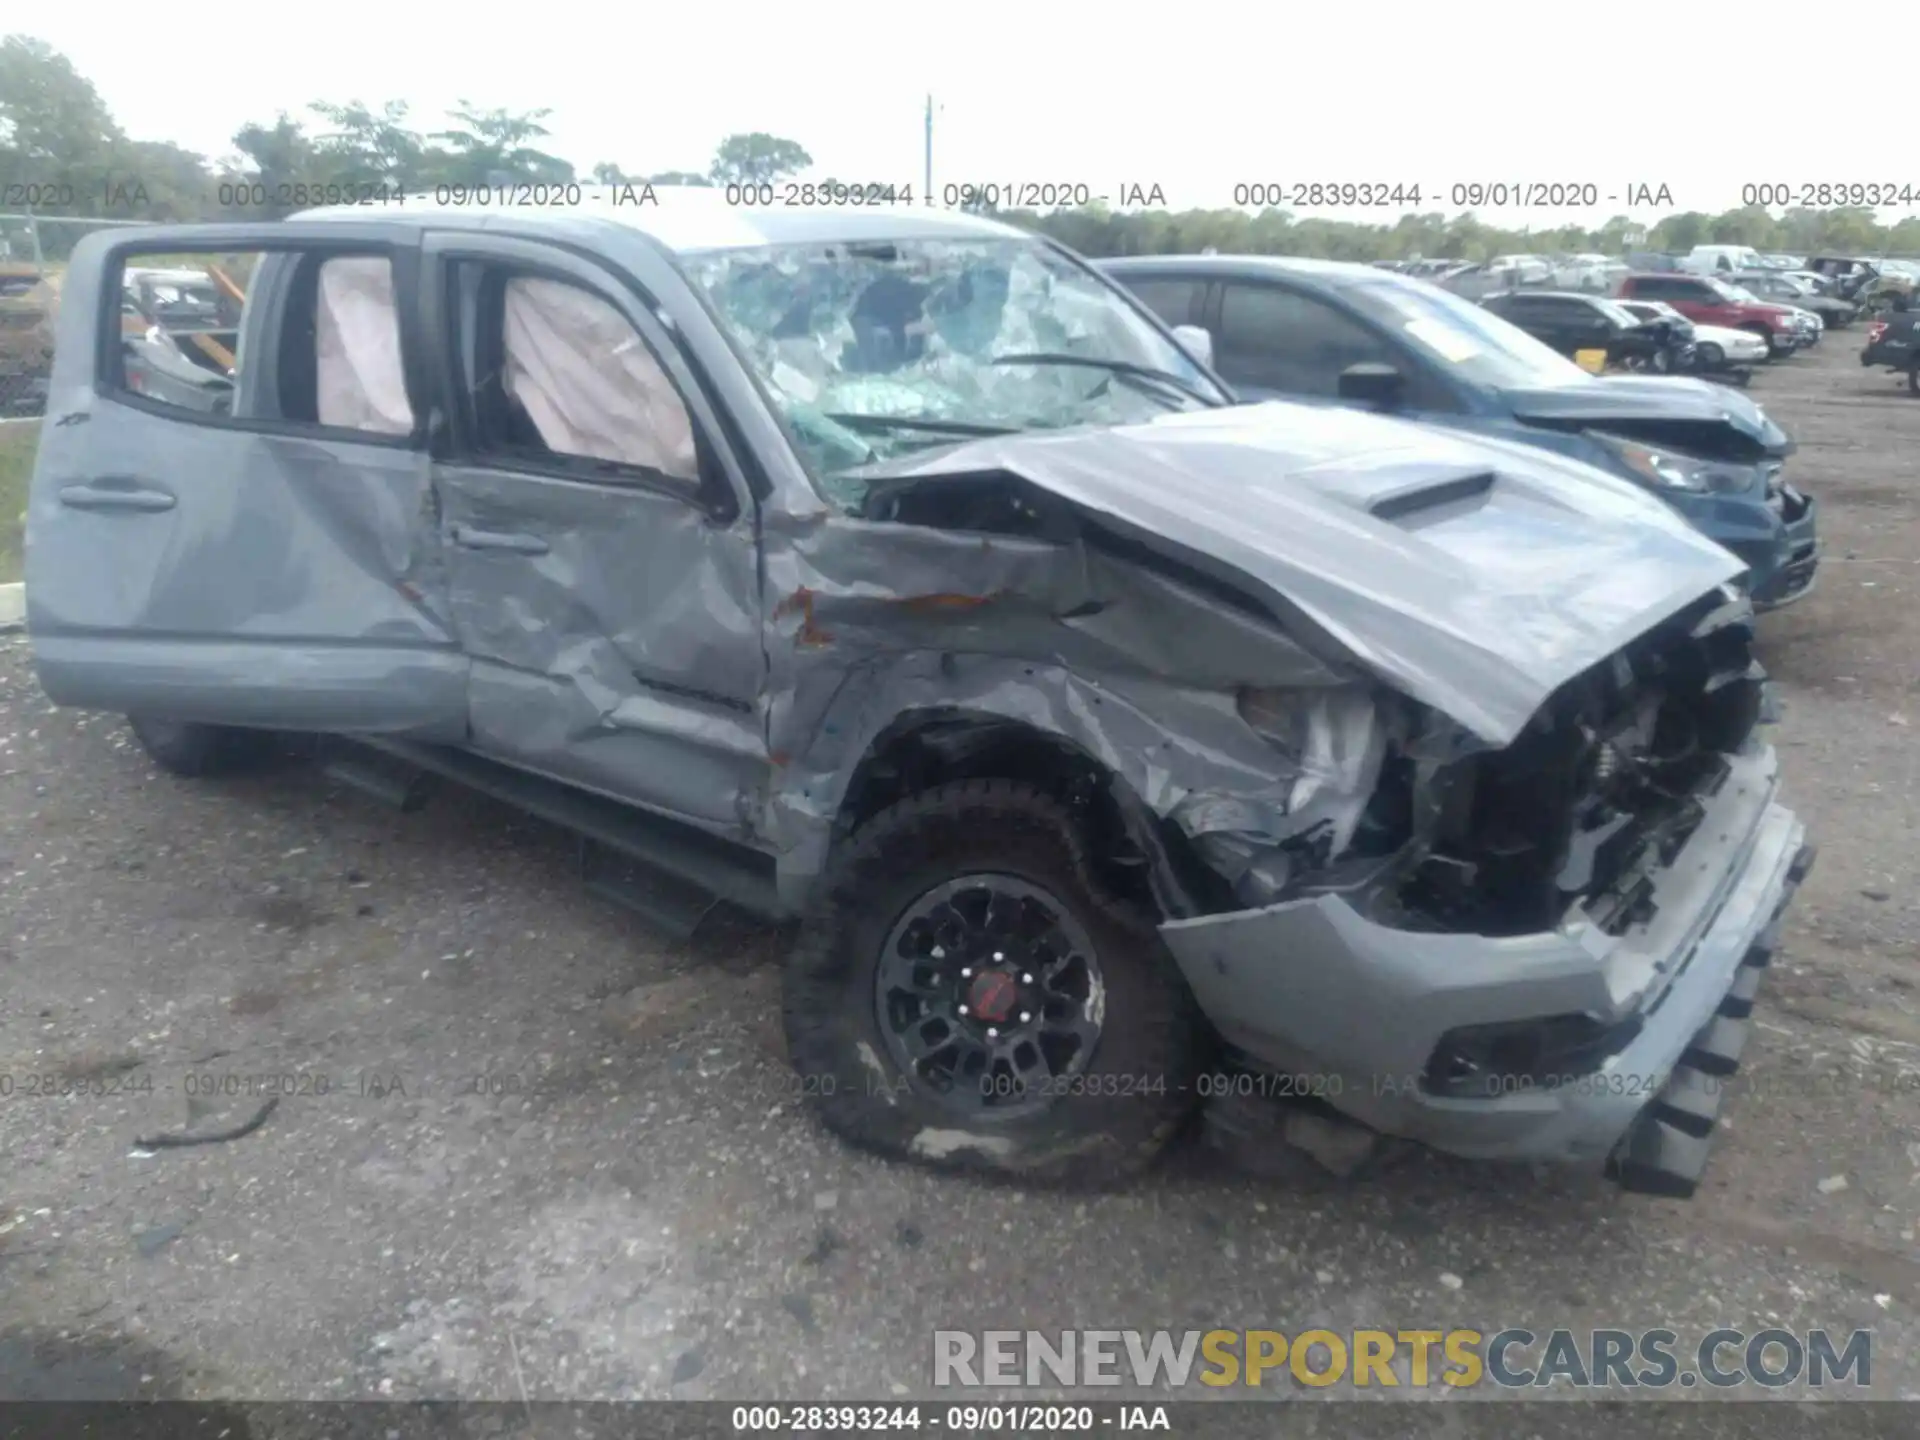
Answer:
1367, 470, 1495, 521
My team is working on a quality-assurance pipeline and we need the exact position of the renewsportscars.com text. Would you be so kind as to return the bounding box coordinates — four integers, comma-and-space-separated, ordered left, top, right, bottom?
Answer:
933, 1327, 1873, 1390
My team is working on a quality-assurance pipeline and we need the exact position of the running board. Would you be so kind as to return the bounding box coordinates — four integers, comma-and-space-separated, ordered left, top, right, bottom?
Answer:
340, 738, 784, 926
582, 840, 721, 941
322, 750, 436, 812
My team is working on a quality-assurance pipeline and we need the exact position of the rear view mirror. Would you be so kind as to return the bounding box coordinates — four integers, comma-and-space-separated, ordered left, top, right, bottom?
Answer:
1170, 323, 1214, 369
1339, 362, 1404, 409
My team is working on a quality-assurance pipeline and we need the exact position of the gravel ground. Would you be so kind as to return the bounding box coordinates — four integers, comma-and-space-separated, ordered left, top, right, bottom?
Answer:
1, 341, 1917, 1418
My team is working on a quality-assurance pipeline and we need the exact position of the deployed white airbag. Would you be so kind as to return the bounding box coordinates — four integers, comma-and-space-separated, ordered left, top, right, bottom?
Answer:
315, 256, 413, 435
502, 276, 698, 480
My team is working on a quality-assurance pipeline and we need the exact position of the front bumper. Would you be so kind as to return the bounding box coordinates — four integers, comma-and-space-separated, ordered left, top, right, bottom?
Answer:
1608, 840, 1814, 1196
1748, 480, 1819, 609
1160, 743, 1808, 1190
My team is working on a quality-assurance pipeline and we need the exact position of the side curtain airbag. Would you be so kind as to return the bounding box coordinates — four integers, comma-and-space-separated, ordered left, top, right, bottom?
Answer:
502, 276, 698, 480
315, 256, 414, 435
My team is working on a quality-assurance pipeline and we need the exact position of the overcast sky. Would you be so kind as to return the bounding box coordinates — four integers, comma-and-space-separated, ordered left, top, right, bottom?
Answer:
19, 1, 1920, 228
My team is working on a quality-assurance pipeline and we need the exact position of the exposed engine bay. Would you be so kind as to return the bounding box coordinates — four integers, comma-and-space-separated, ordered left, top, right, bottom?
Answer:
1214, 588, 1766, 941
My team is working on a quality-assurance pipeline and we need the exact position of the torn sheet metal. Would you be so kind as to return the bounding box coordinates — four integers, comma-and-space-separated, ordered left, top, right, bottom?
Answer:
436, 460, 764, 833
1181, 688, 1388, 895
755, 503, 1382, 899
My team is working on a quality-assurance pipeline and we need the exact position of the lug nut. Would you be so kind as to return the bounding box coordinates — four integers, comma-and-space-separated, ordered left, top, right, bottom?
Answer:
960, 967, 972, 978
993, 952, 1005, 961
931, 946, 945, 958
986, 1027, 998, 1039
958, 1004, 969, 1016
1022, 972, 1034, 983
1019, 1011, 1031, 1023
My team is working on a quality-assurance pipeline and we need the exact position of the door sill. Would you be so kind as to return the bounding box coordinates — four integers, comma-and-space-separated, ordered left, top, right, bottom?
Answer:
339, 737, 785, 922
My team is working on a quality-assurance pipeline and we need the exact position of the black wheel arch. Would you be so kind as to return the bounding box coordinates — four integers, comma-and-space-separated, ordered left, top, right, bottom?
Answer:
833, 708, 1230, 922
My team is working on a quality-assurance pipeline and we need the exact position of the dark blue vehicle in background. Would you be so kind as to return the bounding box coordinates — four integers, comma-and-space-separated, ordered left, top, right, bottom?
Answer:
1102, 254, 1819, 608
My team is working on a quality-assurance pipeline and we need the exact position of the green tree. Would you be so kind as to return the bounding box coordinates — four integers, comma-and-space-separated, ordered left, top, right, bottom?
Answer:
709, 132, 811, 186
0, 34, 127, 215
118, 139, 213, 219
225, 114, 323, 215
645, 170, 713, 187
1594, 214, 1635, 253
308, 100, 426, 189
1650, 211, 1711, 252
430, 103, 573, 186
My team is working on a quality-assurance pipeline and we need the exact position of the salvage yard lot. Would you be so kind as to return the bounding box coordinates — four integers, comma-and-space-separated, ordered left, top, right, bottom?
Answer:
1, 343, 1917, 1409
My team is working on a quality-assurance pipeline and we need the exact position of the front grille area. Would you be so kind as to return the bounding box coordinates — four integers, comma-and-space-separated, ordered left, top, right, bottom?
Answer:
1397, 592, 1763, 937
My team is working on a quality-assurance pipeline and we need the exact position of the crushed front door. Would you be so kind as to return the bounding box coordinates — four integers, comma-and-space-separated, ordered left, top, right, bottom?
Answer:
419, 231, 767, 835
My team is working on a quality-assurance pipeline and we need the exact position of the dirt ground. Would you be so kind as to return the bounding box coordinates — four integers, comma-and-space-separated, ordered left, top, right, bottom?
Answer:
1, 340, 1917, 1417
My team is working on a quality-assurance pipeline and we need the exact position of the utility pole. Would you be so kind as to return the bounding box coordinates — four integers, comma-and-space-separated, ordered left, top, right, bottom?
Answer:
924, 94, 934, 206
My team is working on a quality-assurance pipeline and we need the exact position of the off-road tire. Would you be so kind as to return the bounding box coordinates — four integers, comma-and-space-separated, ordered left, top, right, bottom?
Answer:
126, 716, 269, 777
784, 778, 1204, 1186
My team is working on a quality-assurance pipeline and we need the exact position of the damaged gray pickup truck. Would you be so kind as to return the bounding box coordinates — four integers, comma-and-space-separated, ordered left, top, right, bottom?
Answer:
25, 194, 1812, 1196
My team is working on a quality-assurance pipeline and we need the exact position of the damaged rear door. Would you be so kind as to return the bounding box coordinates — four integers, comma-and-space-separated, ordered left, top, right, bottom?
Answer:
26, 222, 468, 739
419, 230, 766, 834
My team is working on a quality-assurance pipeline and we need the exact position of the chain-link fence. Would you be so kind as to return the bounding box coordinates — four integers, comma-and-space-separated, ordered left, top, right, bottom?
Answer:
2, 214, 154, 419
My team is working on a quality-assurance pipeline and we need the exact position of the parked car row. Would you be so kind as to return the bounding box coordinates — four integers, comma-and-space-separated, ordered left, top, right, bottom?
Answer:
1390, 242, 1899, 334
1482, 290, 1708, 374
25, 194, 1818, 1201
1381, 253, 1627, 298
1860, 292, 1920, 393
1616, 272, 1821, 356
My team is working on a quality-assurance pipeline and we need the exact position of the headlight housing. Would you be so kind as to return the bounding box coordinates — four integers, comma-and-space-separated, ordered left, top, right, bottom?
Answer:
1592, 434, 1756, 494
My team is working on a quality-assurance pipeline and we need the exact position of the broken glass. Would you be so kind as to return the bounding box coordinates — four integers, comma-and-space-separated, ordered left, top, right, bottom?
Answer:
683, 238, 1224, 511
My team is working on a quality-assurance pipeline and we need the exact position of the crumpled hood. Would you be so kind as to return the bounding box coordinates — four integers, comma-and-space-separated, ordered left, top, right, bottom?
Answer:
866, 401, 1745, 746
1506, 374, 1794, 456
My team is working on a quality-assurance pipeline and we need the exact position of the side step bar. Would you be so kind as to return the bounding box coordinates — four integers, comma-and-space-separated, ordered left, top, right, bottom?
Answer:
322, 749, 436, 812
1608, 842, 1817, 1199
328, 737, 785, 933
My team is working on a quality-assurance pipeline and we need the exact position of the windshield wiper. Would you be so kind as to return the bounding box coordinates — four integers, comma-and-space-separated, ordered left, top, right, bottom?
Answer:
822, 413, 1016, 438
989, 352, 1219, 407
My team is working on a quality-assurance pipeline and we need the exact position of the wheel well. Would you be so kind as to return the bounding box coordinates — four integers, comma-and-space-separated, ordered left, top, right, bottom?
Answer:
835, 711, 1228, 921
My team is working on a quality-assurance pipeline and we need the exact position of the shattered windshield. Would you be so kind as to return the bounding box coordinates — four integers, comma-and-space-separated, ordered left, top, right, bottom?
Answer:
682, 237, 1228, 512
